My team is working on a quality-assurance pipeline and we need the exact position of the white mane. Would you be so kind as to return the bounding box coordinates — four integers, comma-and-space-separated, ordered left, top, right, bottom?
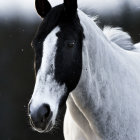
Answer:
103, 27, 135, 50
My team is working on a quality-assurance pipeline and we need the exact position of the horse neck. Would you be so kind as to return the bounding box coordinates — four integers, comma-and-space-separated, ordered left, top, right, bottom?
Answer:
69, 11, 140, 139
71, 10, 113, 126
74, 11, 116, 103
71, 10, 138, 131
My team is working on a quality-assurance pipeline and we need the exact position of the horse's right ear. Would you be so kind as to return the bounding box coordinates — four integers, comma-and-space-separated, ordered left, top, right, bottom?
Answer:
64, 0, 77, 17
35, 0, 52, 18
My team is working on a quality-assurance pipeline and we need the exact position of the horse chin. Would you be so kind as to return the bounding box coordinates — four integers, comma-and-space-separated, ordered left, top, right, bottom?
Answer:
30, 117, 54, 133
44, 121, 54, 133
31, 121, 54, 133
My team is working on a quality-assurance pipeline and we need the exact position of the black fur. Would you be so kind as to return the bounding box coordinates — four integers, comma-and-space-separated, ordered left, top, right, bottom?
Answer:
64, 0, 77, 17
55, 12, 84, 93
35, 0, 52, 18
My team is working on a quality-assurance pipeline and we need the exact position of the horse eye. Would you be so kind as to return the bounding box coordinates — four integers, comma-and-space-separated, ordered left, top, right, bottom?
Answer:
65, 40, 75, 48
67, 42, 75, 48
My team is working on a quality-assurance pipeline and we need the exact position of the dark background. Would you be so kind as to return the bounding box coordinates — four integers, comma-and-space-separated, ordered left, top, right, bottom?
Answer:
0, 20, 64, 140
0, 3, 140, 140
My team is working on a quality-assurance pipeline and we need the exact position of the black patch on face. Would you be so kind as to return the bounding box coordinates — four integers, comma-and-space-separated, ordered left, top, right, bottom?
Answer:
32, 4, 84, 104
55, 13, 84, 93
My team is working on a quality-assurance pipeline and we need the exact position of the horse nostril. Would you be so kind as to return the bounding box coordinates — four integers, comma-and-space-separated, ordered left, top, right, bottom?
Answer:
39, 104, 51, 121
29, 104, 52, 130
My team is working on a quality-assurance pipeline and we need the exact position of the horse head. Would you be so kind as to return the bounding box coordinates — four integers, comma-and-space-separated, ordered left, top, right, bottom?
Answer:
28, 0, 84, 133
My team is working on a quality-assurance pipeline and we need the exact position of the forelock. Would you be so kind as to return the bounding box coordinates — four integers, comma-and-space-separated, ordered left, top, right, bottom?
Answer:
32, 4, 64, 72
33, 4, 64, 44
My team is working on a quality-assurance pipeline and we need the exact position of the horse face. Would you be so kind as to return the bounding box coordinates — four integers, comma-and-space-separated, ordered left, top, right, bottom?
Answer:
28, 0, 84, 133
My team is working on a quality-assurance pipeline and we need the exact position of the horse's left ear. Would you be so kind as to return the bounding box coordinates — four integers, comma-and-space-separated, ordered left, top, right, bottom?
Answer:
35, 0, 52, 18
64, 0, 77, 16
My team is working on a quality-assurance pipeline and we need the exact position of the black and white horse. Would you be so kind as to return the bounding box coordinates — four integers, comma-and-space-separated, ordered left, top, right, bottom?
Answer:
28, 0, 140, 139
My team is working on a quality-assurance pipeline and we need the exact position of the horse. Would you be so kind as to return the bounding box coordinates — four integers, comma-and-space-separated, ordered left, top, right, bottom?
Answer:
28, 0, 140, 139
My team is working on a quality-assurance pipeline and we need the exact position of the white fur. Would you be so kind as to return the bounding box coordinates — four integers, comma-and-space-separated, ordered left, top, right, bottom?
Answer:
103, 27, 135, 50
64, 95, 101, 140
134, 43, 140, 52
64, 106, 87, 140
64, 10, 140, 140
30, 27, 66, 127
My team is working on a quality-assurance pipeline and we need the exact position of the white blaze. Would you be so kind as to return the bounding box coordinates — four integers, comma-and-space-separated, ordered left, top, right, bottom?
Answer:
30, 27, 65, 123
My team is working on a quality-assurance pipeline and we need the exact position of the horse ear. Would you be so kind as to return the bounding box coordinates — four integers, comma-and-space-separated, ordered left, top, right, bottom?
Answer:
64, 0, 77, 16
35, 0, 52, 18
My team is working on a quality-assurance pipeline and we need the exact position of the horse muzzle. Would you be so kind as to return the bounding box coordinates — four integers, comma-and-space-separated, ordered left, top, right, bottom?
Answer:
28, 103, 53, 132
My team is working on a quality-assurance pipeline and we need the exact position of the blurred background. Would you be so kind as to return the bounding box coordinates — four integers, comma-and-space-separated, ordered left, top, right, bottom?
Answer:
0, 0, 140, 140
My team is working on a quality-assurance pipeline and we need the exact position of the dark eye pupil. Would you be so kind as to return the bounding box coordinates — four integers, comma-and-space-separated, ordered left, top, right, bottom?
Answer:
68, 42, 75, 48
64, 40, 75, 48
